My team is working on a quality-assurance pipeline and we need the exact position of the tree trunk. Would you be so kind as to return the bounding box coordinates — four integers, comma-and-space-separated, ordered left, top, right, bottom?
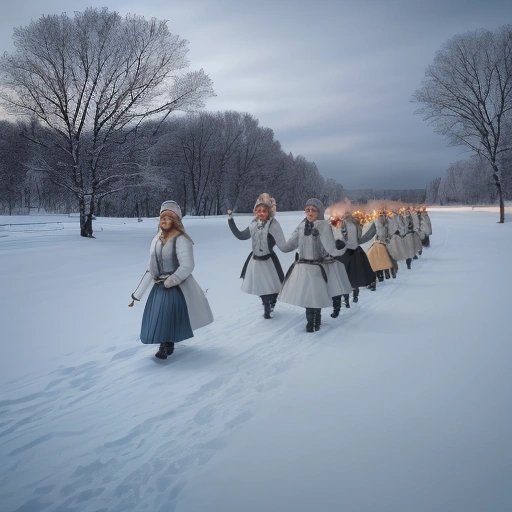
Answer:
84, 211, 94, 237
79, 197, 87, 236
26, 186, 31, 214
36, 181, 42, 213
498, 186, 505, 224
492, 164, 505, 223
96, 196, 103, 217
79, 196, 95, 237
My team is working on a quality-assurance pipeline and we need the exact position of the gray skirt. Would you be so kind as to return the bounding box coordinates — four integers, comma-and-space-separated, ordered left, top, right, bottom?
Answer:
140, 282, 193, 344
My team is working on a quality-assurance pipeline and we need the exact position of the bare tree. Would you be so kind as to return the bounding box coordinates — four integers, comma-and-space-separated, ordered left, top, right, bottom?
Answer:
428, 155, 499, 205
225, 114, 277, 211
0, 120, 30, 214
321, 177, 345, 206
0, 8, 214, 236
413, 25, 512, 222
426, 176, 441, 204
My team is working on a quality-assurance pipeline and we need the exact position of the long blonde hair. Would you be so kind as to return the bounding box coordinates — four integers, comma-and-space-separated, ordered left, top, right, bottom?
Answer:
158, 213, 194, 244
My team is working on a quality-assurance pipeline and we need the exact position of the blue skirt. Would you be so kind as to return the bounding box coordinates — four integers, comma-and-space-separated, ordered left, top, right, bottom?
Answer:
140, 282, 194, 344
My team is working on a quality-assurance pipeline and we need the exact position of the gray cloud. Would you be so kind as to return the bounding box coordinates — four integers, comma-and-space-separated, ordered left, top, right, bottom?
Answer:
0, 0, 510, 188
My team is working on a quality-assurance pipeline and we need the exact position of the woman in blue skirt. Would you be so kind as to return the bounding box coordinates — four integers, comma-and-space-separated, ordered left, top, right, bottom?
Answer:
129, 201, 213, 359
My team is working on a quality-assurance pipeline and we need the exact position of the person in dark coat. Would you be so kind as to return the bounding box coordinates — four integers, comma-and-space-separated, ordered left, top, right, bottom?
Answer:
336, 210, 377, 303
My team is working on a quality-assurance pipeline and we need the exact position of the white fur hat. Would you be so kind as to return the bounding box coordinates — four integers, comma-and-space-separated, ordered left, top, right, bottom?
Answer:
160, 200, 182, 219
253, 193, 277, 217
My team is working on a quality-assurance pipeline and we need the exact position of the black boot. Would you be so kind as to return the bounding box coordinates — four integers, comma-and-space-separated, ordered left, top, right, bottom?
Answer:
261, 295, 272, 319
406, 258, 412, 269
314, 309, 322, 331
419, 249, 422, 256
413, 255, 418, 260
155, 342, 174, 360
384, 269, 391, 279
391, 267, 397, 278
305, 308, 315, 332
352, 287, 359, 303
331, 295, 342, 318
343, 294, 350, 308
155, 344, 167, 359
376, 270, 384, 282
270, 293, 278, 312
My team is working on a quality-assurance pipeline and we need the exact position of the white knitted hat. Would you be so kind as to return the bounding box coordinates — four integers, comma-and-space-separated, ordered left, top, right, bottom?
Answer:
305, 198, 325, 219
160, 200, 182, 219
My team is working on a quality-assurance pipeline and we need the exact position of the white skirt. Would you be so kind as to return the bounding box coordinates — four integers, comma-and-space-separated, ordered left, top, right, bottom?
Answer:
403, 233, 419, 258
324, 260, 352, 296
387, 234, 408, 261
279, 262, 332, 308
412, 232, 423, 253
241, 257, 282, 296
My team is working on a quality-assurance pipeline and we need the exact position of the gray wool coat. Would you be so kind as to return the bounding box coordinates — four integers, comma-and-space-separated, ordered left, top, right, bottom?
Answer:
132, 234, 213, 330
278, 219, 346, 308
228, 216, 287, 295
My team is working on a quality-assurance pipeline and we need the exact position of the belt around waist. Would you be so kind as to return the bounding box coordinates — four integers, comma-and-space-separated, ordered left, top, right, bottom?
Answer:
253, 253, 272, 261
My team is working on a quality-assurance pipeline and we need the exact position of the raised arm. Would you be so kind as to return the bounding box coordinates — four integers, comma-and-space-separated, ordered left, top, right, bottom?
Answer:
227, 212, 251, 240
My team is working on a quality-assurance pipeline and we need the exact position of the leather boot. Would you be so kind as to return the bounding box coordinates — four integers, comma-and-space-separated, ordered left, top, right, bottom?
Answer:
391, 267, 397, 278
369, 281, 376, 291
331, 295, 342, 318
314, 309, 322, 331
270, 293, 278, 312
305, 308, 315, 332
343, 294, 350, 308
376, 270, 384, 282
384, 269, 391, 279
155, 344, 167, 359
352, 287, 359, 303
155, 342, 174, 360
262, 295, 272, 319
406, 258, 412, 269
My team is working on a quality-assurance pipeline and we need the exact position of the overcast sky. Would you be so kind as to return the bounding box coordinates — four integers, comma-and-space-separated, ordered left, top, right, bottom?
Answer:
1, 0, 511, 189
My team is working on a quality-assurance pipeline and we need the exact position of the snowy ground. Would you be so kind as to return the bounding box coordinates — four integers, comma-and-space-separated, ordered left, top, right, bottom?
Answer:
0, 209, 511, 512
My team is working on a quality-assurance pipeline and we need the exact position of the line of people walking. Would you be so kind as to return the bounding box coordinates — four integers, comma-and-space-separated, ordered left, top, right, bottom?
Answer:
228, 194, 432, 333
129, 197, 432, 359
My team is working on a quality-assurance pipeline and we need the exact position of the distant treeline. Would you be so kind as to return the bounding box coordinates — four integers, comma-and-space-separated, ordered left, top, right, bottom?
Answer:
0, 111, 346, 217
426, 153, 512, 205
344, 189, 426, 204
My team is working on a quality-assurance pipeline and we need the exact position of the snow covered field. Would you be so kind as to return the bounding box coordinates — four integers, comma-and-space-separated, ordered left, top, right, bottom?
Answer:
0, 209, 511, 512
